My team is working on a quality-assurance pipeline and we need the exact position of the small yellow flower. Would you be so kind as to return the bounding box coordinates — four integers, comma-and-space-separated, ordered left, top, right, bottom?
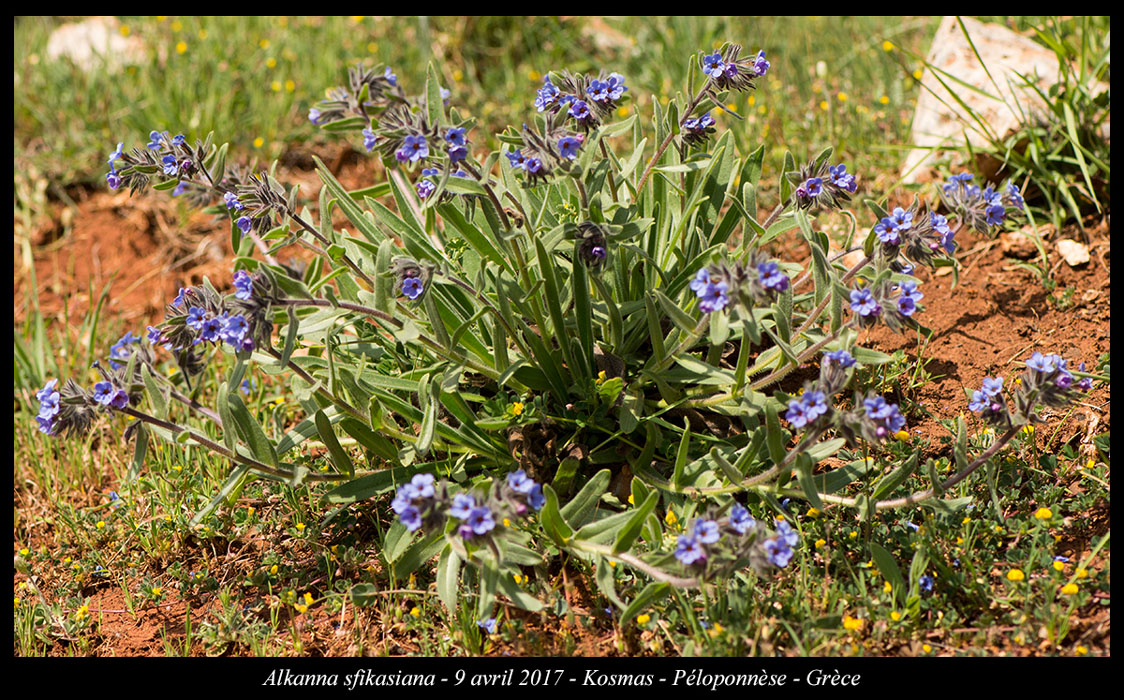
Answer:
303, 592, 314, 606
120, 25, 131, 36
197, 29, 207, 40
503, 518, 511, 528
883, 580, 893, 594
636, 614, 651, 625
259, 39, 271, 50
1052, 560, 1065, 572
1060, 583, 1079, 595
296, 522, 306, 532
882, 40, 895, 52
76, 604, 89, 620
294, 604, 307, 614
708, 622, 725, 638
96, 521, 105, 529
271, 80, 282, 92
627, 494, 635, 506
962, 516, 971, 524
365, 41, 377, 54
890, 611, 901, 621
164, 515, 172, 523
776, 513, 785, 521
253, 137, 265, 149
156, 15, 166, 21
837, 92, 848, 102
453, 69, 463, 82
410, 606, 420, 617
849, 530, 858, 540
1075, 646, 1087, 656
819, 100, 829, 111
894, 430, 910, 441
1022, 425, 1035, 435
528, 69, 542, 82
247, 506, 255, 517
512, 574, 523, 585
511, 401, 524, 416
269, 564, 278, 575
806, 507, 820, 518
879, 95, 890, 105
266, 57, 277, 68
664, 511, 678, 527
842, 615, 863, 631
814, 538, 826, 549
608, 561, 616, 568
14, 597, 20, 609
176, 41, 187, 55
285, 80, 295, 92
617, 105, 629, 117
956, 536, 964, 545
922, 643, 932, 653
1007, 569, 1025, 582
19, 548, 29, 556
1076, 568, 1089, 579
350, 15, 364, 23
152, 587, 162, 596
1034, 507, 1053, 520
171, 20, 182, 32
63, 557, 72, 564
660, 95, 669, 105
912, 69, 923, 80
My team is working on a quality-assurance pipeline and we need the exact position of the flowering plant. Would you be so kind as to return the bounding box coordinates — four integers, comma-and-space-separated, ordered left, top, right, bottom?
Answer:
36, 42, 1101, 622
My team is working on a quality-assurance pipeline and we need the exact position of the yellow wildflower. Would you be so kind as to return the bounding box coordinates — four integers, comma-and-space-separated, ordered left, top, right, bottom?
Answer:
890, 611, 901, 621
1053, 560, 1065, 572
1076, 568, 1089, 579
617, 106, 629, 117
842, 615, 863, 631
879, 95, 890, 105
296, 522, 306, 532
152, 587, 162, 596
882, 40, 894, 52
819, 100, 829, 111
176, 41, 187, 54
912, 69, 923, 80
511, 402, 524, 416
922, 643, 932, 653
270, 564, 278, 575
410, 607, 420, 617
120, 25, 131, 36
259, 39, 270, 50
806, 507, 820, 518
883, 580, 892, 594
1034, 507, 1053, 520
837, 92, 848, 102
1075, 646, 1087, 656
1007, 569, 1025, 582
271, 80, 282, 92
814, 538, 826, 549
253, 137, 264, 149
76, 604, 89, 620
1060, 583, 1078, 595
303, 592, 313, 606
664, 511, 678, 527
285, 80, 295, 92
636, 614, 651, 625
96, 521, 105, 529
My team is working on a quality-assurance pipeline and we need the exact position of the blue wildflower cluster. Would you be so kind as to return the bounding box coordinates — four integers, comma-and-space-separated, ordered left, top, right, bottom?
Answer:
791, 159, 859, 211
871, 200, 961, 272
938, 173, 1025, 234
671, 504, 800, 578
389, 257, 431, 301
390, 469, 545, 546
532, 70, 629, 128
699, 44, 769, 92
971, 352, 1095, 429
307, 64, 404, 129
690, 254, 792, 317
848, 278, 925, 333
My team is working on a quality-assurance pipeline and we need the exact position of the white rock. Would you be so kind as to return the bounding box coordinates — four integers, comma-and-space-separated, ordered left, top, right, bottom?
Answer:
901, 16, 1108, 184
45, 17, 147, 73
1055, 238, 1090, 267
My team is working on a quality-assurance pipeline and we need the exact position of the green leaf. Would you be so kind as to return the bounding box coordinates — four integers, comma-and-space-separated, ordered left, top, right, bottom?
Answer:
613, 490, 659, 554
497, 569, 545, 611
392, 530, 446, 580
227, 392, 279, 468
424, 62, 446, 132
559, 468, 611, 529
128, 422, 148, 482
621, 582, 671, 623
540, 485, 573, 546
314, 409, 354, 478
672, 418, 692, 489
870, 542, 906, 606
795, 452, 823, 511
190, 465, 251, 527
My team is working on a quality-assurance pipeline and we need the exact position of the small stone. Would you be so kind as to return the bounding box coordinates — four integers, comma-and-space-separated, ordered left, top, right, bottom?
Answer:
1055, 239, 1090, 267
999, 230, 1037, 259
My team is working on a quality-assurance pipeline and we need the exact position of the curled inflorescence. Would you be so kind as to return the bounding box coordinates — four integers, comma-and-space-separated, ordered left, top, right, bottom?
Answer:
674, 505, 799, 579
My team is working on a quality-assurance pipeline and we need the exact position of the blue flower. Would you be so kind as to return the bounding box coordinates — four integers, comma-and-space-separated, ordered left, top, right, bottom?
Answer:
919, 574, 934, 592
889, 207, 913, 231
828, 163, 857, 192
786, 390, 828, 428
172, 288, 188, 308
981, 376, 1004, 397
236, 216, 252, 234
850, 288, 880, 317
968, 389, 990, 413
689, 268, 712, 295
106, 171, 122, 189
1026, 352, 1057, 374
897, 280, 923, 317
505, 149, 526, 170
674, 534, 707, 565
448, 493, 476, 520
697, 280, 729, 314
107, 142, 124, 167
308, 108, 323, 124
605, 73, 628, 100
535, 76, 560, 112
161, 154, 179, 176
557, 136, 582, 160
147, 130, 168, 149
92, 381, 115, 406
199, 316, 224, 343
524, 158, 543, 174
233, 270, 253, 300
477, 618, 497, 634
824, 349, 855, 368
224, 192, 243, 210
701, 52, 726, 78
507, 469, 536, 494
401, 277, 424, 300
447, 145, 467, 163
221, 314, 249, 345
172, 134, 186, 146
763, 537, 793, 568
362, 128, 378, 153
466, 506, 496, 536
757, 261, 790, 292
384, 66, 397, 86
776, 520, 799, 548
752, 50, 770, 76
586, 80, 610, 103
399, 134, 429, 162
146, 325, 163, 346
399, 505, 422, 532
1005, 184, 1024, 210
172, 182, 187, 197
186, 307, 207, 330
568, 99, 592, 122
108, 331, 140, 369
804, 177, 823, 197
445, 127, 467, 146
729, 504, 755, 534
416, 179, 436, 199
985, 204, 1005, 227
864, 396, 894, 420
240, 378, 254, 395
693, 519, 721, 544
